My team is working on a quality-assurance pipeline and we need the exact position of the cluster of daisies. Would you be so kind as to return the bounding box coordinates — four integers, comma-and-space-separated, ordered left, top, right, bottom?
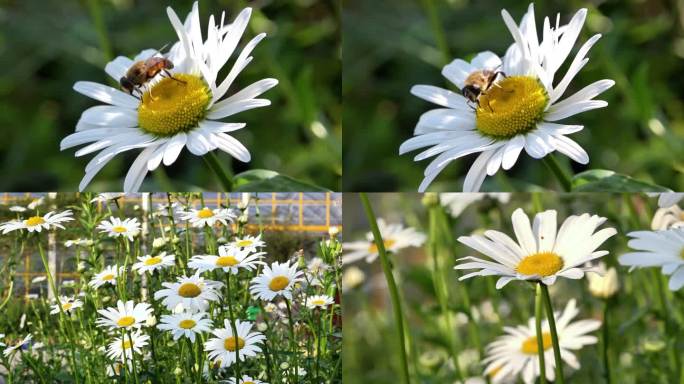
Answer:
401, 3, 614, 192
0, 195, 340, 383
343, 192, 684, 383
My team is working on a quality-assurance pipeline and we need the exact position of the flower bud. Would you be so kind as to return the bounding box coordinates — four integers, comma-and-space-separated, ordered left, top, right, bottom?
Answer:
587, 263, 619, 299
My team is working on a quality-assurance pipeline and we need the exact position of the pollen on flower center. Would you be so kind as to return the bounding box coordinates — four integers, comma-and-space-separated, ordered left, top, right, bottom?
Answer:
144, 256, 162, 266
138, 74, 211, 137
312, 299, 326, 305
237, 240, 253, 247
102, 274, 115, 281
26, 216, 45, 226
121, 340, 133, 349
368, 239, 396, 253
63, 303, 73, 310
224, 336, 245, 351
269, 276, 290, 291
521, 332, 552, 354
112, 226, 128, 233
117, 316, 136, 327
178, 282, 202, 298
216, 256, 238, 267
516, 251, 564, 277
179, 319, 196, 329
197, 208, 214, 219
476, 76, 548, 140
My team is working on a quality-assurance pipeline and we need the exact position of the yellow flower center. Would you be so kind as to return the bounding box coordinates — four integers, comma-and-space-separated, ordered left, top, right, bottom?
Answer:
197, 208, 214, 219
138, 74, 211, 137
121, 339, 133, 349
236, 240, 253, 247
269, 276, 290, 291
63, 302, 73, 310
680, 247, 684, 260
178, 282, 202, 298
311, 299, 326, 306
521, 332, 552, 355
144, 256, 162, 266
25, 216, 45, 227
179, 319, 196, 329
476, 76, 548, 140
224, 336, 245, 351
102, 273, 115, 281
216, 256, 239, 267
112, 226, 128, 233
243, 382, 255, 384
368, 239, 396, 253
116, 316, 136, 327
516, 251, 564, 277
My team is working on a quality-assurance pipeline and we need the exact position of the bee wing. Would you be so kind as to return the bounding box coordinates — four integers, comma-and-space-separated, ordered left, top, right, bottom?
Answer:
134, 49, 159, 62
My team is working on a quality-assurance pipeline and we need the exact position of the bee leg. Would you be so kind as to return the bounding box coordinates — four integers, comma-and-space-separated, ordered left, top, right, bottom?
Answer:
164, 70, 186, 84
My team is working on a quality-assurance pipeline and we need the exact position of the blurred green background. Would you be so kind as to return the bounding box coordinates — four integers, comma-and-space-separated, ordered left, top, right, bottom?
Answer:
343, 0, 684, 191
0, 0, 340, 191
343, 192, 684, 383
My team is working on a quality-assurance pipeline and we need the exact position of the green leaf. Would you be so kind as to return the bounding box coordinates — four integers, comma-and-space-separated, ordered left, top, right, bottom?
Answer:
571, 170, 670, 192
233, 169, 329, 192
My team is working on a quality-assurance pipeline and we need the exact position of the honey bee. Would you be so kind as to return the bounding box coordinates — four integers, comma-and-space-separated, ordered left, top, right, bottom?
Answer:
120, 47, 185, 98
461, 69, 505, 111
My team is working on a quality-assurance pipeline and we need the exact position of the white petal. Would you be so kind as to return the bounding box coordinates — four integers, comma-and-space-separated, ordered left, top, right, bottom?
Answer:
206, 99, 271, 120
73, 81, 139, 109
544, 100, 608, 122
198, 121, 246, 133
463, 149, 498, 192
213, 133, 250, 162
410, 85, 468, 109
124, 146, 157, 192
105, 56, 134, 82
501, 135, 525, 170
162, 133, 187, 166
79, 105, 138, 127
550, 135, 589, 164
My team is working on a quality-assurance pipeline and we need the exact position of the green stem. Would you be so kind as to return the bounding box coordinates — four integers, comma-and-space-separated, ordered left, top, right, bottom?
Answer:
602, 300, 612, 384
419, 0, 451, 66
359, 193, 410, 384
203, 152, 234, 191
542, 154, 572, 192
540, 284, 564, 384
127, 331, 140, 384
85, 0, 113, 63
225, 273, 241, 379
535, 283, 547, 384
285, 299, 300, 383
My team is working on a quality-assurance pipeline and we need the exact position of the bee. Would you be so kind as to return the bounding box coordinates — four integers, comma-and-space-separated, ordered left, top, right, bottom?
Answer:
120, 47, 185, 99
461, 69, 506, 111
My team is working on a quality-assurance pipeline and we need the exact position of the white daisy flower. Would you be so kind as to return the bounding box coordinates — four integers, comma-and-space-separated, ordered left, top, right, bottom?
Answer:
96, 300, 153, 330
154, 273, 223, 312
60, 4, 278, 192
2, 334, 32, 358
98, 217, 141, 241
105, 360, 132, 377
0, 210, 73, 234
27, 198, 44, 210
90, 193, 126, 203
586, 262, 619, 299
342, 218, 426, 264
619, 228, 684, 290
205, 319, 265, 368
304, 294, 334, 309
157, 311, 213, 342
106, 329, 150, 361
225, 375, 268, 384
400, 4, 613, 191
50, 296, 84, 315
132, 252, 176, 275
179, 206, 236, 227
651, 204, 684, 230
89, 265, 125, 289
483, 299, 600, 384
9, 206, 27, 212
232, 234, 266, 253
658, 193, 684, 208
189, 245, 264, 275
440, 193, 511, 217
455, 208, 617, 288
250, 260, 304, 301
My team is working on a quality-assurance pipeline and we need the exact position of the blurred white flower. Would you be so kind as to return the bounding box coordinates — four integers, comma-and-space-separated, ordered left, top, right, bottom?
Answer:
342, 219, 426, 264
341, 266, 365, 291
651, 205, 684, 230
586, 262, 619, 298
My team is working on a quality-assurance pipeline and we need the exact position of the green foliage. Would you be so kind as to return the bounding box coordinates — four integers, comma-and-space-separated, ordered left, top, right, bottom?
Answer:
343, 0, 684, 191
0, 0, 340, 191
572, 169, 670, 192
234, 169, 330, 192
